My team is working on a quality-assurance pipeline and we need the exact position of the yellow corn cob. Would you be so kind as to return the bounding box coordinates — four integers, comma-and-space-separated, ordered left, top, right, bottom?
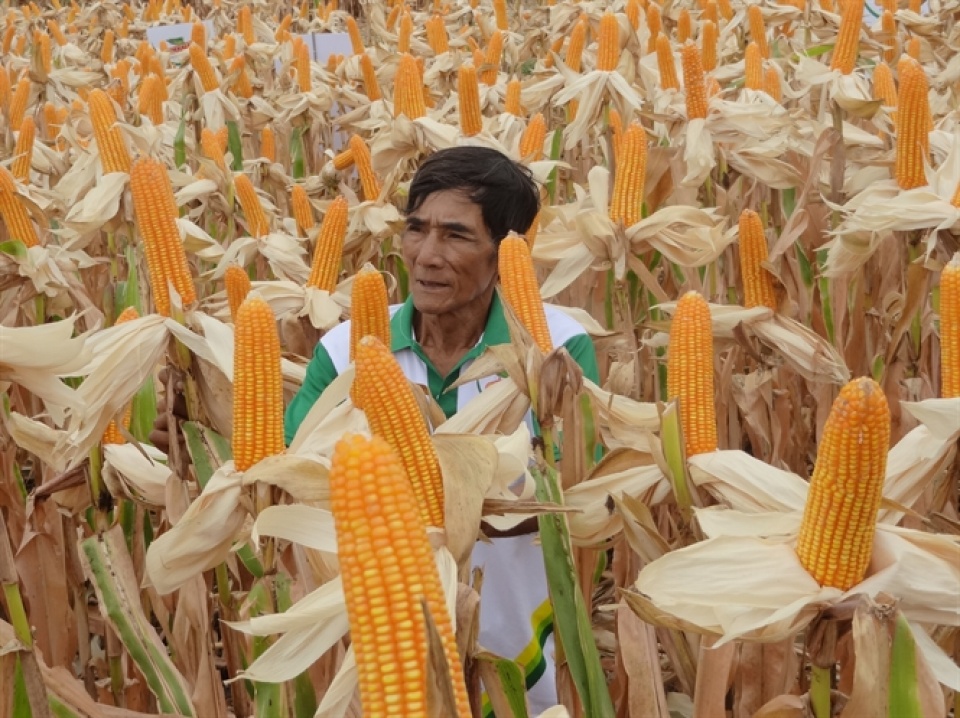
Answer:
544, 35, 564, 69
88, 89, 132, 174
763, 65, 782, 101
328, 53, 343, 72
328, 433, 470, 717
830, 0, 863, 74
230, 55, 254, 99
260, 126, 276, 162
795, 377, 890, 590
349, 265, 391, 361
481, 30, 503, 85
225, 264, 252, 322
702, 20, 718, 72
525, 210, 541, 250
42, 101, 58, 141
738, 209, 777, 310
744, 41, 763, 90
881, 10, 896, 63
656, 34, 680, 91
183, 5, 193, 20
952, 182, 960, 208
646, 4, 662, 53
190, 42, 219, 93
596, 12, 620, 72
667, 291, 717, 457
904, 35, 920, 60
351, 339, 447, 529
703, 0, 719, 25
130, 157, 197, 316
894, 57, 929, 190
682, 43, 708, 120
609, 107, 623, 159
677, 8, 692, 43
11, 116, 35, 181
119, 16, 130, 36
360, 53, 382, 101
307, 195, 348, 291
34, 31, 51, 75
505, 77, 522, 116
493, 0, 508, 30
908, 0, 920, 11
498, 233, 553, 354
626, 0, 641, 29
47, 19, 67, 46
291, 185, 315, 235
0, 167, 40, 247
201, 127, 227, 171
101, 29, 115, 64
332, 148, 355, 170
0, 71, 8, 119
348, 135, 381, 202
232, 296, 284, 472
942, 254, 960, 397
747, 5, 769, 59
275, 13, 292, 42
426, 13, 449, 54
191, 20, 206, 47
239, 5, 254, 45
223, 33, 237, 60
472, 47, 485, 70
102, 306, 141, 445
872, 61, 896, 112
386, 4, 401, 31
14, 33, 26, 56
519, 112, 546, 161
108, 58, 131, 108
234, 174, 270, 238
394, 53, 425, 119
566, 16, 588, 72
346, 15, 365, 54
397, 11, 413, 53
609, 122, 647, 227
7, 77, 30, 127
458, 64, 482, 137
2, 25, 14, 55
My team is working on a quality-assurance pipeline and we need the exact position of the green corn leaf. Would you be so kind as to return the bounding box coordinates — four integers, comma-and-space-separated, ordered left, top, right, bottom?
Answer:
888, 615, 922, 718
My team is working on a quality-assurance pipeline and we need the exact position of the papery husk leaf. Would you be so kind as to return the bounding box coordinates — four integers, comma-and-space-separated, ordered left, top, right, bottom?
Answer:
288, 367, 368, 457
566, 463, 667, 545
313, 646, 357, 718
682, 119, 715, 187
64, 172, 127, 227
102, 443, 172, 506
901, 398, 960, 441
440, 376, 532, 435
688, 450, 807, 512
626, 206, 734, 267
908, 622, 960, 692
144, 464, 246, 595
242, 454, 331, 504
582, 379, 659, 450
837, 595, 891, 718
250, 504, 337, 552
880, 423, 958, 523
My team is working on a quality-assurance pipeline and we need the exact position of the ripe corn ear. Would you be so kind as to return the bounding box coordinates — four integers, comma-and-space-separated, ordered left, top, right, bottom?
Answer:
260, 126, 276, 162
941, 254, 960, 397
234, 173, 270, 238
12, 116, 35, 181
744, 41, 763, 90
102, 306, 141, 445
397, 11, 413, 53
0, 167, 41, 247
328, 433, 470, 716
190, 42, 219, 93
894, 56, 929, 190
426, 14, 449, 54
795, 377, 890, 590
747, 5, 769, 59
307, 195, 348, 291
505, 77, 522, 116
233, 296, 284, 472
201, 127, 227, 171
359, 53, 382, 101
139, 74, 165, 124
646, 4, 662, 53
881, 10, 896, 63
738, 209, 777, 310
291, 185, 315, 235
609, 122, 647, 227
498, 233, 553, 353
9, 78, 30, 130
102, 29, 115, 64
519, 112, 546, 160
481, 30, 503, 84
346, 15, 365, 54
493, 0, 508, 30
458, 64, 482, 137
394, 53, 426, 119
667, 291, 717, 457
89, 89, 132, 174
682, 43, 708, 120
348, 134, 381, 202
656, 34, 680, 91
225, 265, 252, 322
566, 17, 588, 73
352, 338, 447, 529
905, 35, 920, 59
763, 65, 782, 101
702, 20, 718, 72
349, 265, 391, 361
830, 0, 863, 74
596, 12, 620, 72
230, 56, 253, 98
677, 8, 692, 43
130, 157, 197, 315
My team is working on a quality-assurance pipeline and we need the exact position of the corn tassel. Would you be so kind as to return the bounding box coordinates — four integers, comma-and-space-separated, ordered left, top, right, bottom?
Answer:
505, 77, 522, 116
89, 89, 131, 174
11, 116, 35, 181
101, 29, 115, 64
307, 195, 348, 291
232, 296, 284, 472
702, 20, 718, 72
830, 0, 863, 74
656, 34, 680, 91
519, 112, 546, 161
493, 0, 508, 30
346, 15, 365, 54
360, 53, 382, 101
481, 30, 503, 85
677, 8, 692, 43
130, 157, 197, 316
190, 42, 219, 93
260, 126, 276, 162
682, 43, 708, 120
744, 41, 763, 90
0, 167, 40, 247
348, 135, 381, 202
894, 56, 929, 190
458, 64, 482, 137
667, 291, 717, 457
291, 185, 315, 235
328, 433, 470, 716
940, 253, 960, 398
102, 306, 142, 445
352, 338, 447, 529
596, 12, 620, 72
795, 377, 890, 590
609, 122, 647, 227
349, 265, 391, 361
234, 173, 270, 238
747, 5, 769, 59
9, 77, 30, 130
498, 233, 553, 353
394, 53, 426, 119
738, 209, 777, 310
566, 16, 588, 73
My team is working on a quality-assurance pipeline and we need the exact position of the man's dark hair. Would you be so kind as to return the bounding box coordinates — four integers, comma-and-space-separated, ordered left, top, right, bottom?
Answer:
406, 147, 540, 244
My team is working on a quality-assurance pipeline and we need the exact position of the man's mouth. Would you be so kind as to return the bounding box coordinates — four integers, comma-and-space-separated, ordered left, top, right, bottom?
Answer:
416, 279, 448, 290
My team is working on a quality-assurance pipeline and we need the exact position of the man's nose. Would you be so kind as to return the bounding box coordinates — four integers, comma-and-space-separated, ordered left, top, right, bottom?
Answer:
416, 230, 445, 266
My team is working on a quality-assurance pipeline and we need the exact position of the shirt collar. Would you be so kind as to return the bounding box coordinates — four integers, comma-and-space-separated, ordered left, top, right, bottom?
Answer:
390, 290, 511, 353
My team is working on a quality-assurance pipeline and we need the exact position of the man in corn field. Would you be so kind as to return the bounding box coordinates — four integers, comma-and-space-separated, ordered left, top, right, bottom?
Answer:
289, 146, 598, 715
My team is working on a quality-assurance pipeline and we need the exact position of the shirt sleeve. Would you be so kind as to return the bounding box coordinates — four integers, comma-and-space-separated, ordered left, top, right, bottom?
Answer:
562, 332, 599, 384
284, 341, 339, 446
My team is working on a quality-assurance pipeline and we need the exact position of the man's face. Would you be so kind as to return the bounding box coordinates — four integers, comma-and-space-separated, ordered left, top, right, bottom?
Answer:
401, 189, 498, 316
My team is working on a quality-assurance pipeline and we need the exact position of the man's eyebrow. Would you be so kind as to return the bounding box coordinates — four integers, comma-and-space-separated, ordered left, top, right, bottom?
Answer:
405, 217, 475, 234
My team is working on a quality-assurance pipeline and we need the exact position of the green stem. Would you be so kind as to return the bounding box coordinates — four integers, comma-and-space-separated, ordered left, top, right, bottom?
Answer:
3, 582, 33, 647
810, 664, 831, 718
88, 446, 110, 529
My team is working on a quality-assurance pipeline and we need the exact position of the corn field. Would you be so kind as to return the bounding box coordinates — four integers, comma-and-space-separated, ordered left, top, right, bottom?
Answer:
0, 0, 959, 715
